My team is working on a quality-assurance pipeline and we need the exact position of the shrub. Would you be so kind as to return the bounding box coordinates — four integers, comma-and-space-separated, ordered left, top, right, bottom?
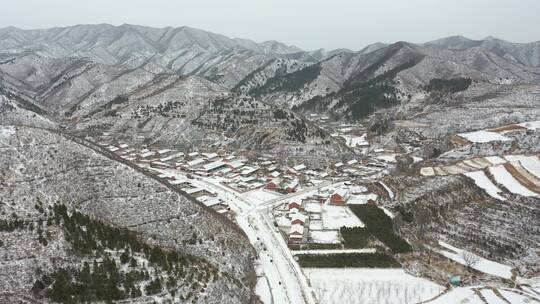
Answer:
349, 205, 412, 253
298, 253, 400, 268
340, 227, 370, 248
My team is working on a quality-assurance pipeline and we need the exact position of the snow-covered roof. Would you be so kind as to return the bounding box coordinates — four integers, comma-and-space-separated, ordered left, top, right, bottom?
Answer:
289, 224, 304, 235
291, 213, 306, 223
203, 160, 226, 171
241, 166, 258, 176
202, 197, 222, 207
270, 171, 281, 178
286, 178, 299, 189
140, 151, 156, 158
347, 159, 358, 165
293, 164, 306, 171
161, 152, 184, 161
187, 158, 205, 167
227, 160, 245, 169
202, 152, 219, 159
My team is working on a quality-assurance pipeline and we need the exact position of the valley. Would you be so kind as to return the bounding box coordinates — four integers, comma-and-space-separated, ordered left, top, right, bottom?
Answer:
0, 23, 539, 304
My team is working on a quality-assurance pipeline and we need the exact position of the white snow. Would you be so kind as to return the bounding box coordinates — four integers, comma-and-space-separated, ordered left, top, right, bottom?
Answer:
348, 193, 378, 204
518, 120, 540, 130
341, 134, 369, 147
420, 167, 435, 176
255, 277, 272, 304
243, 188, 282, 204
0, 126, 16, 138
489, 165, 538, 197
480, 289, 507, 304
293, 248, 376, 255
426, 286, 483, 304
505, 155, 540, 180
463, 171, 506, 201
437, 241, 514, 279
484, 156, 507, 165
376, 154, 398, 163
309, 230, 341, 244
457, 130, 512, 143
380, 206, 395, 218
427, 287, 538, 304
379, 181, 395, 199
321, 205, 364, 229
305, 268, 443, 304
304, 202, 322, 213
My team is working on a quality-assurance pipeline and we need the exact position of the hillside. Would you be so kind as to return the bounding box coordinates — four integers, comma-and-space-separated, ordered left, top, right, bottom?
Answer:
0, 125, 255, 303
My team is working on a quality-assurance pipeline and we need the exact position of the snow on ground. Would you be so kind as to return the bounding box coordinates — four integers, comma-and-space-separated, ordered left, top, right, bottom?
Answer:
304, 268, 443, 304
505, 155, 540, 180
463, 159, 487, 169
309, 230, 341, 244
426, 286, 484, 304
420, 167, 435, 176
305, 202, 322, 213
489, 165, 539, 197
463, 171, 506, 201
519, 120, 540, 131
255, 277, 272, 304
498, 289, 539, 304
379, 181, 395, 199
457, 130, 512, 143
484, 156, 507, 165
437, 241, 514, 279
348, 193, 378, 204
427, 286, 540, 304
293, 248, 376, 255
321, 205, 364, 229
341, 134, 369, 147
480, 289, 507, 304
376, 154, 398, 163
380, 206, 395, 218
0, 125, 16, 138
242, 188, 282, 205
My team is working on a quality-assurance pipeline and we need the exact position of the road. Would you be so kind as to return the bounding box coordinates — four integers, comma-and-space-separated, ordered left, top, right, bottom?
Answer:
141, 167, 343, 304
188, 175, 319, 304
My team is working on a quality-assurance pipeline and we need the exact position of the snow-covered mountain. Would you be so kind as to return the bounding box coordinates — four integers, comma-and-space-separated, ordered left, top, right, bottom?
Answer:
0, 24, 307, 88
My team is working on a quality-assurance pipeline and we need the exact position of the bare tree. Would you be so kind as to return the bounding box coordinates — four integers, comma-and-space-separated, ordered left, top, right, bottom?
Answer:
462, 251, 480, 272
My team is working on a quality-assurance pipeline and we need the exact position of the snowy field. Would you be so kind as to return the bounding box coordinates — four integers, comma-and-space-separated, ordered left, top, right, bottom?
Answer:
348, 193, 378, 204
457, 130, 511, 143
341, 134, 369, 147
518, 120, 540, 131
242, 188, 282, 204
309, 230, 341, 244
463, 171, 506, 201
437, 241, 514, 279
489, 165, 539, 197
427, 286, 540, 304
321, 205, 364, 229
505, 155, 540, 180
304, 268, 443, 304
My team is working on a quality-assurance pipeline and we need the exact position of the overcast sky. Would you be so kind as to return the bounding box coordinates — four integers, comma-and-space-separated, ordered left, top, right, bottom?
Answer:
1, 0, 539, 51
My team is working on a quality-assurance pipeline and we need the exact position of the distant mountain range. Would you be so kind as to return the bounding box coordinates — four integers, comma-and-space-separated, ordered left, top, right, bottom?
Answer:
1, 24, 539, 154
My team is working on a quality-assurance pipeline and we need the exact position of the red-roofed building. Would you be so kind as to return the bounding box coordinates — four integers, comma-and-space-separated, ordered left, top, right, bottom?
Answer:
330, 192, 345, 205
288, 201, 302, 211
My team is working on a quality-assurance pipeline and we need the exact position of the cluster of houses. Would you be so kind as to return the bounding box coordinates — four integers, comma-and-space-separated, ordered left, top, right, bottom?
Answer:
273, 189, 355, 247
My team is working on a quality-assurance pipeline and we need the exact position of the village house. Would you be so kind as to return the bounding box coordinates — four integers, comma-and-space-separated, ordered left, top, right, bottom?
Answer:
290, 213, 306, 225
288, 201, 302, 211
288, 224, 304, 244
285, 178, 299, 193
329, 189, 349, 205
